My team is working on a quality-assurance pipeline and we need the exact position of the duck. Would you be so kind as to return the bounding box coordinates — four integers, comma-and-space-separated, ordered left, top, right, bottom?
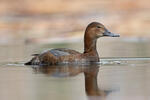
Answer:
25, 22, 120, 65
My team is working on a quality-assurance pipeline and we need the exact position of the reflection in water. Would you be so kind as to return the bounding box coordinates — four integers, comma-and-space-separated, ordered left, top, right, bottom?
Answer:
32, 65, 112, 100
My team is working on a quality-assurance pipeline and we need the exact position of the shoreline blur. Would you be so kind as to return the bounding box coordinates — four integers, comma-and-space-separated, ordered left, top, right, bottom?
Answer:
0, 0, 150, 44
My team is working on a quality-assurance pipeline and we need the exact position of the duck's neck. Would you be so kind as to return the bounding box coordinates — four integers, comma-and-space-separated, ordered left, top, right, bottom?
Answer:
84, 33, 98, 55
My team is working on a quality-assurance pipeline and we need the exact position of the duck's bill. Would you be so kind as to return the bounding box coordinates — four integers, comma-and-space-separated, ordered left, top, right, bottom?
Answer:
103, 31, 120, 37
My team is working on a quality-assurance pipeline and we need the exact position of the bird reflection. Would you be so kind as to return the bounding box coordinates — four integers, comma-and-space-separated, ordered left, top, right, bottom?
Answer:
32, 65, 110, 100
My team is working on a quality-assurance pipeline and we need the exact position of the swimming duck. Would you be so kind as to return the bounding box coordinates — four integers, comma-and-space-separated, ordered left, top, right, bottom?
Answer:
25, 22, 119, 65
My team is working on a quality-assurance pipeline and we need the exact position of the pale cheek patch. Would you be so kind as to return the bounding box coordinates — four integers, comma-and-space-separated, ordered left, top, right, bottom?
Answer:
100, 29, 105, 34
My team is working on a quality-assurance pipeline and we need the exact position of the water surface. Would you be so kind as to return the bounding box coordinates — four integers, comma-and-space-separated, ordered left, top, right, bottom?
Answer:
0, 38, 150, 100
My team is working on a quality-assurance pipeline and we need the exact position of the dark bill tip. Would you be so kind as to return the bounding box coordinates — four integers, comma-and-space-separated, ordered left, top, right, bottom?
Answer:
112, 34, 120, 37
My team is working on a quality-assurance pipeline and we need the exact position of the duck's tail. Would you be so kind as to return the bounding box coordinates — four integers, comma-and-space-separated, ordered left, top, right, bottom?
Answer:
24, 61, 32, 65
25, 54, 40, 65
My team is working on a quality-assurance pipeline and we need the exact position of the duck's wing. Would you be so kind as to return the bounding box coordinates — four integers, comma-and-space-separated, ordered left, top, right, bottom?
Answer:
50, 48, 81, 57
25, 48, 81, 65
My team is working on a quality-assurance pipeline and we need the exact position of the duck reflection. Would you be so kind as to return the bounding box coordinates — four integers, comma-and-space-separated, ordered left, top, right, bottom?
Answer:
32, 65, 110, 99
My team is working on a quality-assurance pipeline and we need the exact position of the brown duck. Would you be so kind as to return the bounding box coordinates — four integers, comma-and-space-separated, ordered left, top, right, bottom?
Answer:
25, 22, 120, 65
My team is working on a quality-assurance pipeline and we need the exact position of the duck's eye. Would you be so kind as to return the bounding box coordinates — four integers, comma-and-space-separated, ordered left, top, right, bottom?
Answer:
97, 26, 101, 28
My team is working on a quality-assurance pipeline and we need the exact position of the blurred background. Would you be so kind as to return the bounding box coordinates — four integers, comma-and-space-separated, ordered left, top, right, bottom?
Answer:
0, 1, 150, 100
0, 0, 150, 44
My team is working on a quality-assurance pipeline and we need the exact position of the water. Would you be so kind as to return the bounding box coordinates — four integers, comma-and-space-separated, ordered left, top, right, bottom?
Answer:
0, 38, 150, 100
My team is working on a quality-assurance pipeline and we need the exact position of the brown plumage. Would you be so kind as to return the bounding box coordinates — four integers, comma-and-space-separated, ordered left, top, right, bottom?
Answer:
25, 22, 120, 65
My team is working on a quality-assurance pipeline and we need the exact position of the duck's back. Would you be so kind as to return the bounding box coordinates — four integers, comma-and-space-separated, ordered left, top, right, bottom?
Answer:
25, 48, 81, 65
50, 48, 81, 56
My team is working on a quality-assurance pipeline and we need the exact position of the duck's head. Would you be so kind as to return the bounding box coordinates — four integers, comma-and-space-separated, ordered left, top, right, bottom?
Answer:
85, 22, 120, 39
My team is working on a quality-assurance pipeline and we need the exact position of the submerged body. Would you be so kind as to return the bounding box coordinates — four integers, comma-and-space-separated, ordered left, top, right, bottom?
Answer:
25, 22, 119, 65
